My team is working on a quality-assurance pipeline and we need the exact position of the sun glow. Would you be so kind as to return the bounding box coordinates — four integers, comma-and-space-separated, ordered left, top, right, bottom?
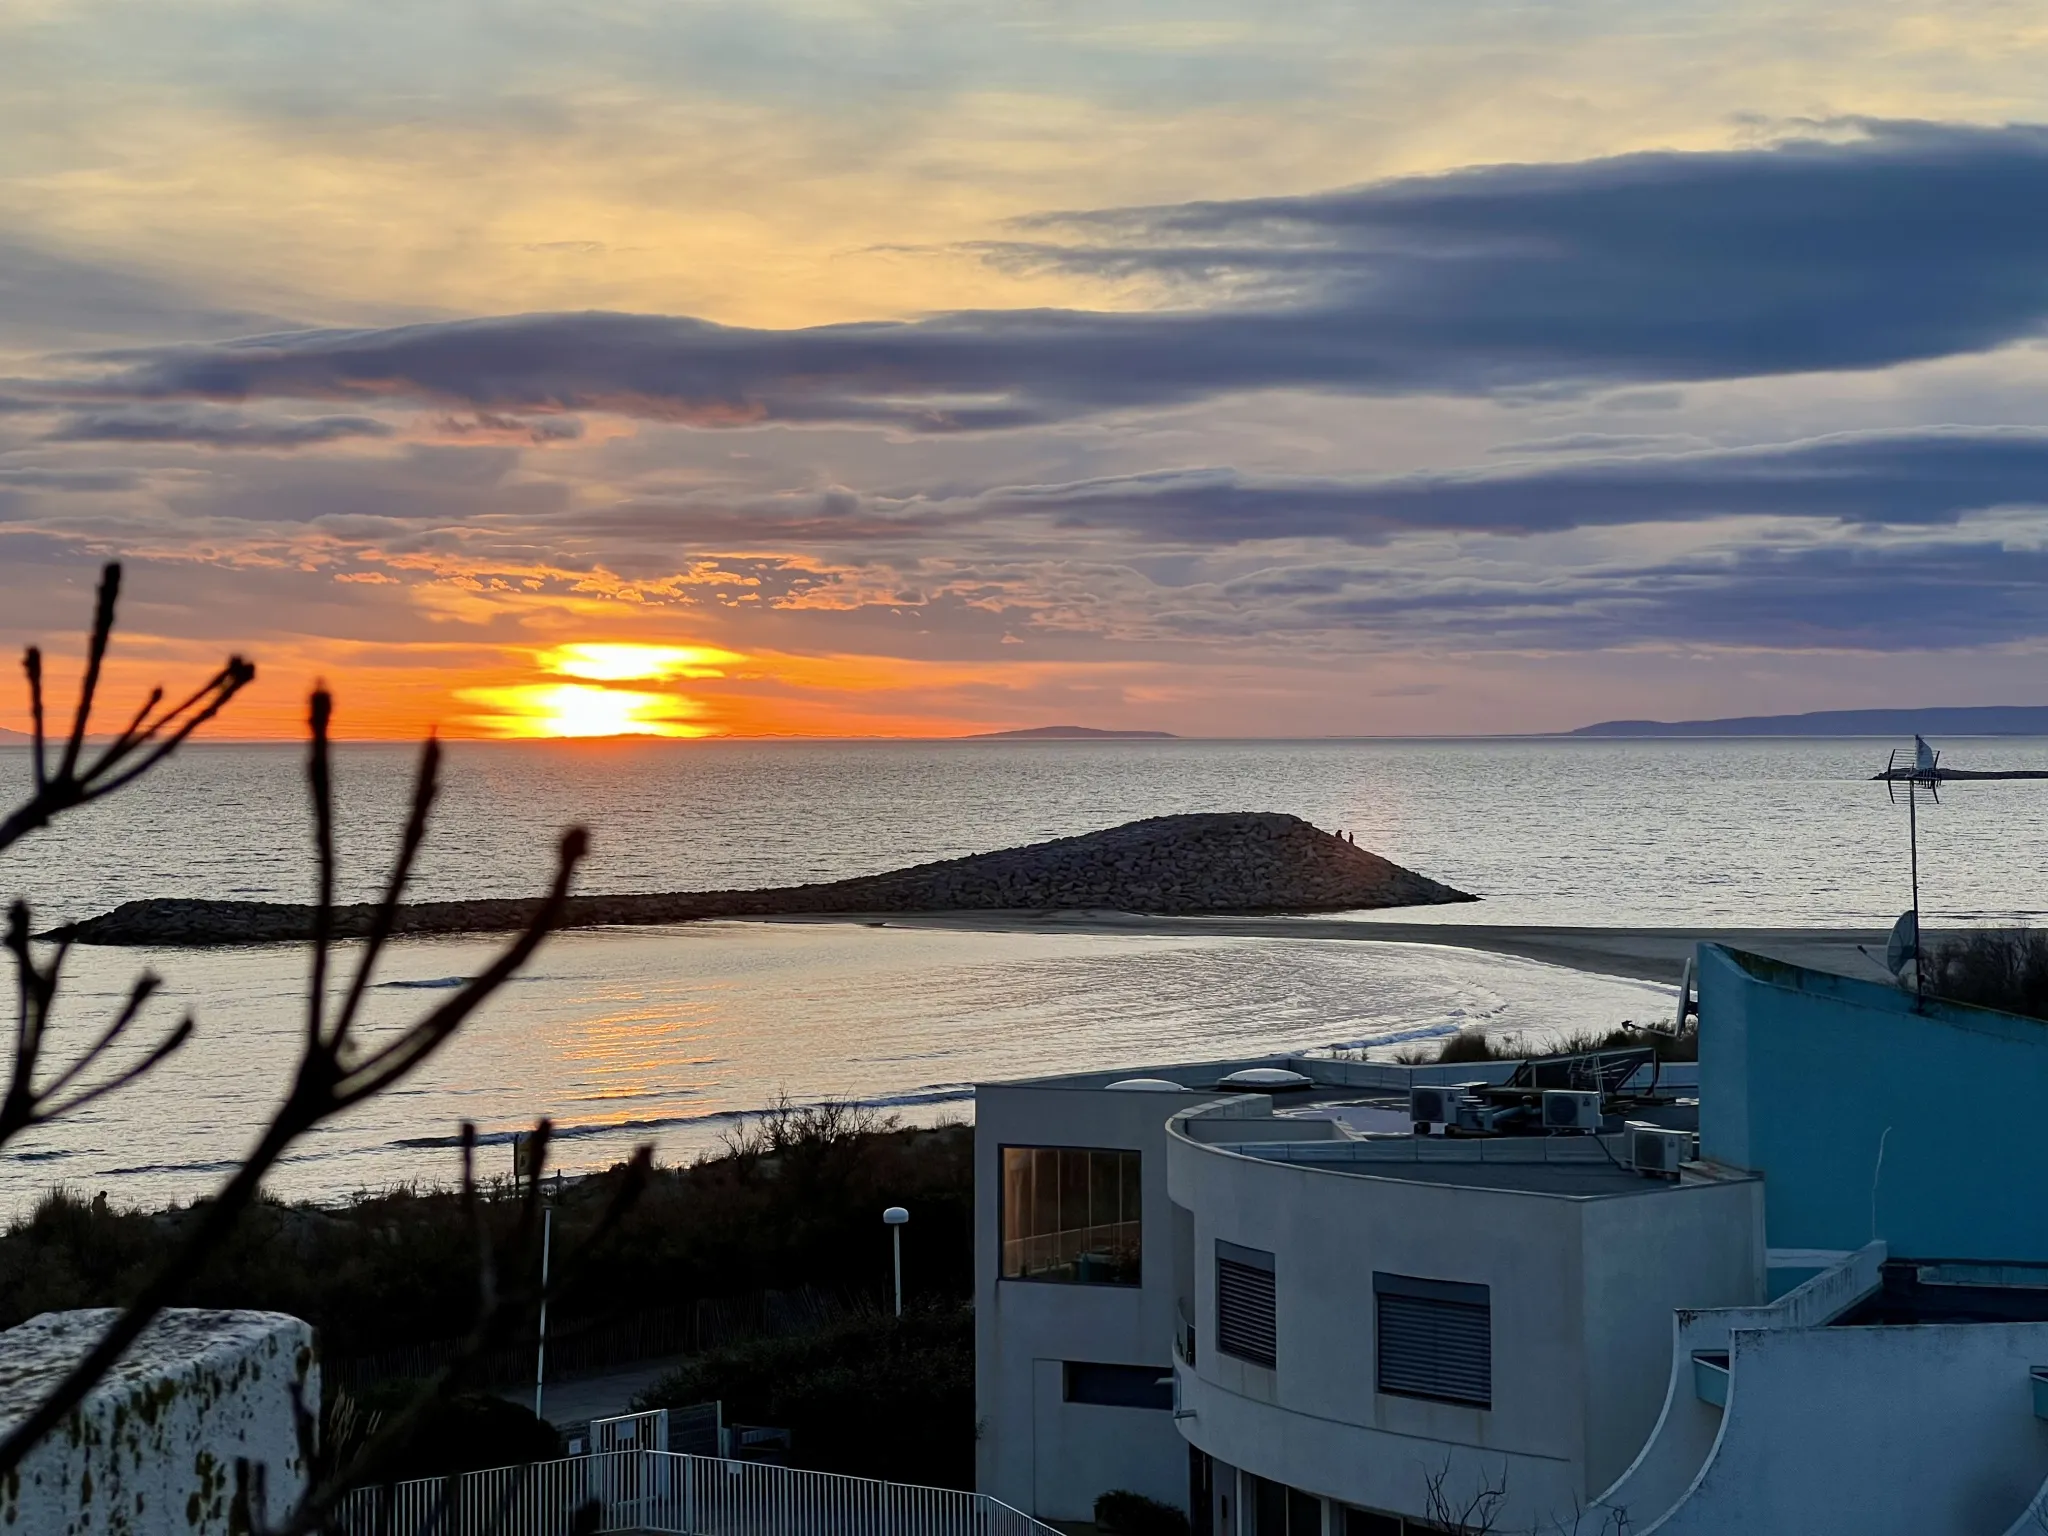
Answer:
541, 642, 742, 682
455, 682, 712, 739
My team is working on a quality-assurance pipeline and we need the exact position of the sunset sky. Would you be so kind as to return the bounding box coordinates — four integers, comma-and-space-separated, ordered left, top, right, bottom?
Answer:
6, 1, 2048, 738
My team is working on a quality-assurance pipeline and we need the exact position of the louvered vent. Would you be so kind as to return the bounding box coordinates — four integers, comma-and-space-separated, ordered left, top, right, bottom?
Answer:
1374, 1272, 1490, 1408
1215, 1241, 1277, 1368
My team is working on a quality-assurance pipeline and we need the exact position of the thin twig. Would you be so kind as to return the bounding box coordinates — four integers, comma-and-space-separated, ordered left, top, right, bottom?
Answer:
327, 737, 440, 1048
57, 565, 119, 784
0, 904, 189, 1151
0, 561, 255, 855
266, 1141, 652, 1536
24, 647, 46, 792
0, 810, 589, 1479
307, 691, 335, 1050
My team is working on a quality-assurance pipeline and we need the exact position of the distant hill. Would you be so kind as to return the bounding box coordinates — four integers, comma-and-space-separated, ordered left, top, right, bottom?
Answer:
1572, 707, 2048, 738
966, 725, 1178, 740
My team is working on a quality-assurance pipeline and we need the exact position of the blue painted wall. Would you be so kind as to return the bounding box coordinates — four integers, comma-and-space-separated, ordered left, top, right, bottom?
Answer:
1698, 944, 2048, 1261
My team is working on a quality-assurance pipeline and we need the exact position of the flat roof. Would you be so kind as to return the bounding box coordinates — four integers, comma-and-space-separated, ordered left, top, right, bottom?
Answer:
1219, 1136, 1681, 1197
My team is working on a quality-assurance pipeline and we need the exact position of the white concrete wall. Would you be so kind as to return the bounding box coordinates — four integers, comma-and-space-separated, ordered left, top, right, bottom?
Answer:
1642, 1319, 2048, 1536
1589, 1243, 1885, 1530
0, 1308, 315, 1535
1028, 1359, 1188, 1517
976, 1080, 1211, 1520
1165, 1105, 1762, 1532
1577, 1180, 1764, 1493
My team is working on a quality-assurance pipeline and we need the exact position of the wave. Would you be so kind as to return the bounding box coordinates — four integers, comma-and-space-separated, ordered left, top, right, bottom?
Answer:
385, 1084, 978, 1150
374, 973, 549, 989
98, 1157, 249, 1177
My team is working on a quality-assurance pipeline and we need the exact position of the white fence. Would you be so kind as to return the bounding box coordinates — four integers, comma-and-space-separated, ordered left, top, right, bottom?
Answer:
334, 1449, 1059, 1536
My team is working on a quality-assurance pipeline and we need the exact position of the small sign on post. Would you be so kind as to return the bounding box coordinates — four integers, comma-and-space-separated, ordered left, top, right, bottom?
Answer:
512, 1131, 544, 1187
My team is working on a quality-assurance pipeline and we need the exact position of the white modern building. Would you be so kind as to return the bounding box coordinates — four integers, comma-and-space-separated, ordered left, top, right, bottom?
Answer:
975, 946, 2048, 1536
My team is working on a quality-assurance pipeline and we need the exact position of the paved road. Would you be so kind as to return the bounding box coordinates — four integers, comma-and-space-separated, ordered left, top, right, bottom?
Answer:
507, 1356, 689, 1428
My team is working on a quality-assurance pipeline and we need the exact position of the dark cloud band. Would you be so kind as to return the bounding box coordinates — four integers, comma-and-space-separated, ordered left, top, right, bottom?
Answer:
37, 121, 2048, 431
46, 405, 394, 449
949, 428, 2048, 543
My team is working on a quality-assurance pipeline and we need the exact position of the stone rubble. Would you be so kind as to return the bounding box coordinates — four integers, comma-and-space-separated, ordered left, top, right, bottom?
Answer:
59, 812, 1476, 946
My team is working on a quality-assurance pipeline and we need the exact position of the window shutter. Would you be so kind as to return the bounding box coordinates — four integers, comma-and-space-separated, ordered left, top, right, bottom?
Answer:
1216, 1241, 1277, 1368
1374, 1272, 1490, 1408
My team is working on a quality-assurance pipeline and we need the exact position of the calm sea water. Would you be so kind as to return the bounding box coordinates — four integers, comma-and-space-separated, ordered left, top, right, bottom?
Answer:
4, 737, 2044, 1210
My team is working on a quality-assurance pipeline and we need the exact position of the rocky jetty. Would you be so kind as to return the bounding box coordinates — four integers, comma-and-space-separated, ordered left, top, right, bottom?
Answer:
57, 812, 1476, 946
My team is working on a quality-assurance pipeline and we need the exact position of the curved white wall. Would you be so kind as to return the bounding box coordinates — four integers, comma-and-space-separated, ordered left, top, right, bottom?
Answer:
1642, 1320, 2048, 1535
1166, 1109, 1762, 1530
1590, 1243, 1885, 1529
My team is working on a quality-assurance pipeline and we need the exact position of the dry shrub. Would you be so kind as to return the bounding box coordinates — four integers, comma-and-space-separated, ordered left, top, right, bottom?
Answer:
1926, 928, 2048, 1021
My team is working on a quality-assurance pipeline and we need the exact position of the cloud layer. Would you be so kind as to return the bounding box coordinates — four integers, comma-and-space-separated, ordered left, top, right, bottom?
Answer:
10, 98, 2048, 734
935, 428, 2048, 543
40, 122, 2048, 433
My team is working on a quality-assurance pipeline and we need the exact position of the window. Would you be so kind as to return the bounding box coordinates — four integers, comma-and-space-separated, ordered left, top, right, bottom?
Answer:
1063, 1361, 1172, 1410
1215, 1240, 1277, 1368
1341, 1509, 1402, 1536
1374, 1272, 1491, 1408
1246, 1474, 1321, 1536
1000, 1146, 1141, 1284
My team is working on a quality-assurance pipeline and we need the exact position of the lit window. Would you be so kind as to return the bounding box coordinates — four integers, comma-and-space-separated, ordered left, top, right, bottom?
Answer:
1000, 1146, 1141, 1284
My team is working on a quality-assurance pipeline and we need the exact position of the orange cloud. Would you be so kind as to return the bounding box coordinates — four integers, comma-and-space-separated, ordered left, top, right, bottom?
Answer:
540, 641, 743, 682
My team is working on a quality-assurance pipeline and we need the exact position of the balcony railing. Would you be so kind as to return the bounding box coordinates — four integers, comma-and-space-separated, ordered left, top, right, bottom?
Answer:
335, 1448, 1059, 1536
1176, 1300, 1197, 1368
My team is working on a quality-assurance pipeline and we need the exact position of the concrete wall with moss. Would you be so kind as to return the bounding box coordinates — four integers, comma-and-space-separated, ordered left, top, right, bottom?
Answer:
0, 1308, 314, 1534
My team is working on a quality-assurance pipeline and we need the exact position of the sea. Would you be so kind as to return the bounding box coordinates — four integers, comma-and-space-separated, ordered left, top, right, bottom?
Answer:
5, 736, 2046, 1213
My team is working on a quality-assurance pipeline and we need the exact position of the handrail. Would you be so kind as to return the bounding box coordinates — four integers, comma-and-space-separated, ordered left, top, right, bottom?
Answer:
335, 1447, 1062, 1536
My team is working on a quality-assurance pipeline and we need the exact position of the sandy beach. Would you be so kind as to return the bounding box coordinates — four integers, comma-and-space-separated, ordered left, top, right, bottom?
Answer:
809, 910, 1894, 987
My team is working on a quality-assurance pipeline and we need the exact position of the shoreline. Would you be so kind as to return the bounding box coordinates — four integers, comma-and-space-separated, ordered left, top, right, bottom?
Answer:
760, 910, 1893, 986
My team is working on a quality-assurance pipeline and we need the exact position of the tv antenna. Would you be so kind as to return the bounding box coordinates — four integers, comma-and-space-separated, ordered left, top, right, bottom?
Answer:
1872, 735, 2048, 996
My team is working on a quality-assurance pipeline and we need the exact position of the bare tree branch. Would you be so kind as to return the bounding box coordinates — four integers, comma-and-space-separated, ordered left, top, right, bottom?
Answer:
327, 735, 441, 1047
24, 646, 46, 794
306, 690, 335, 1050
0, 693, 591, 1480
0, 902, 190, 1150
263, 1133, 654, 1536
1422, 1455, 1510, 1535
3, 567, 636, 1536
1, 562, 255, 855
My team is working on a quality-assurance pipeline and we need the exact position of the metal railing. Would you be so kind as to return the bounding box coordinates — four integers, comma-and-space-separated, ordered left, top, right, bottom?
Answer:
334, 1448, 1060, 1536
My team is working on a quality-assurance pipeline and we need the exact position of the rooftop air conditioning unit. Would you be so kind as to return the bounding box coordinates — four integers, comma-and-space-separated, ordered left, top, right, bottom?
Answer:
1629, 1126, 1694, 1178
1542, 1089, 1605, 1133
1410, 1084, 1479, 1127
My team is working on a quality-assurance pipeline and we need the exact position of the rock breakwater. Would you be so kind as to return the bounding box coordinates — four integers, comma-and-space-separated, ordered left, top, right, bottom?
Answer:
57, 812, 1476, 946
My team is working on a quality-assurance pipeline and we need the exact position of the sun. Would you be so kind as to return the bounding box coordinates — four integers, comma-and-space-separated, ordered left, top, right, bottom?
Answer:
452, 639, 748, 737
455, 682, 713, 738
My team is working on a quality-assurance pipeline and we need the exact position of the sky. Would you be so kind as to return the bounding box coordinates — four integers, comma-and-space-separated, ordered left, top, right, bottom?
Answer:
5, 1, 2048, 739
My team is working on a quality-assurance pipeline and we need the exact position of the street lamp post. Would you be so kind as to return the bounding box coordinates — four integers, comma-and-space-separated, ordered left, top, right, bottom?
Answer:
883, 1206, 909, 1317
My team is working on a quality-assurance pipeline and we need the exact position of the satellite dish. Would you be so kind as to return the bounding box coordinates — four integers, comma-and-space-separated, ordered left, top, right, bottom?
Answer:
1885, 909, 1920, 986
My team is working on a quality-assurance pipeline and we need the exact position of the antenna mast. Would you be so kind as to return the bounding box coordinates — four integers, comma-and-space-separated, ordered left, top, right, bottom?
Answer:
1873, 735, 2048, 999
